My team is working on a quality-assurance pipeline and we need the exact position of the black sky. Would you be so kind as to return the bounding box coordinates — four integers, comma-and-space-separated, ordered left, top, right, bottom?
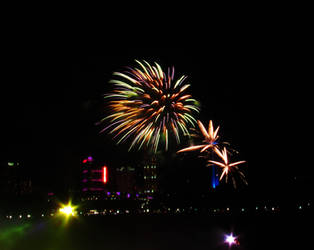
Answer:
1, 31, 312, 198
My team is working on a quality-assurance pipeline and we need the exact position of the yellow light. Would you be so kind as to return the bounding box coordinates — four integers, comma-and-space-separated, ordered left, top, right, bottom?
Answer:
59, 202, 77, 217
59, 206, 74, 216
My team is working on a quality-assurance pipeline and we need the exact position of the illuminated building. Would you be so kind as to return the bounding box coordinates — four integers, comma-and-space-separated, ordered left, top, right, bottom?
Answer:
81, 156, 108, 197
143, 158, 158, 196
79, 156, 143, 212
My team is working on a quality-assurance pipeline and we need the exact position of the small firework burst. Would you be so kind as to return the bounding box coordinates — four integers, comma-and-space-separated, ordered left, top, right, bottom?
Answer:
178, 119, 247, 188
208, 147, 247, 188
177, 120, 220, 153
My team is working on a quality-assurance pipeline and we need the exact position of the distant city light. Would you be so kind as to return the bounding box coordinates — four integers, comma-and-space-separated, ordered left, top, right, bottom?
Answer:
87, 156, 93, 161
103, 166, 108, 183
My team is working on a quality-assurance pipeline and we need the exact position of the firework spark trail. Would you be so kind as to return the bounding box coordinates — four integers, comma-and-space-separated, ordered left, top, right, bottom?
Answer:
101, 60, 200, 153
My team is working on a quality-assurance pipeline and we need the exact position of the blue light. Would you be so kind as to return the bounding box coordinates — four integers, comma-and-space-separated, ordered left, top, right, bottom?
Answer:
211, 166, 219, 188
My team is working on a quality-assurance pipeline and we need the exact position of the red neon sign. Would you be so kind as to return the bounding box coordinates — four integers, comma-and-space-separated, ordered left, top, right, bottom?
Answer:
103, 166, 107, 183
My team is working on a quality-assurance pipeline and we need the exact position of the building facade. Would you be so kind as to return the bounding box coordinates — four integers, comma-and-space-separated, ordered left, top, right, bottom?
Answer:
81, 156, 108, 198
143, 158, 158, 196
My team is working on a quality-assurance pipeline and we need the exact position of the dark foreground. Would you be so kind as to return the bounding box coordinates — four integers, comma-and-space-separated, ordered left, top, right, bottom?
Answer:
0, 214, 311, 250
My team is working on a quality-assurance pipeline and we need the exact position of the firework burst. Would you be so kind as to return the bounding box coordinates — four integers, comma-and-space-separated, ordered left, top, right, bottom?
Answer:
177, 120, 220, 153
101, 60, 200, 153
208, 147, 247, 188
177, 119, 247, 188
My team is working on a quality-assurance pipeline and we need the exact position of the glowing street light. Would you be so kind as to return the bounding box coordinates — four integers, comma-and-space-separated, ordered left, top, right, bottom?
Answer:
59, 202, 77, 217
59, 206, 74, 216
224, 233, 238, 246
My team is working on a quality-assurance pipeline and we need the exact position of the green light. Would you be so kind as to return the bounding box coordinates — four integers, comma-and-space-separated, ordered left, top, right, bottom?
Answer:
8, 162, 14, 166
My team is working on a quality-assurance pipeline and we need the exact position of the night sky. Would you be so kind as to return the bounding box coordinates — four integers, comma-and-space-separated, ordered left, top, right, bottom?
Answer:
2, 39, 312, 199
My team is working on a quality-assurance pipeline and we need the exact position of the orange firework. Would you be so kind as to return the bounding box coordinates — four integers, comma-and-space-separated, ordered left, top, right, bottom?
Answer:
208, 147, 247, 188
177, 120, 220, 153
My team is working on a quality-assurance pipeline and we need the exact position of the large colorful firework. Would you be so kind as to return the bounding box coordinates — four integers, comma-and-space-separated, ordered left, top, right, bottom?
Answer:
101, 60, 200, 153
